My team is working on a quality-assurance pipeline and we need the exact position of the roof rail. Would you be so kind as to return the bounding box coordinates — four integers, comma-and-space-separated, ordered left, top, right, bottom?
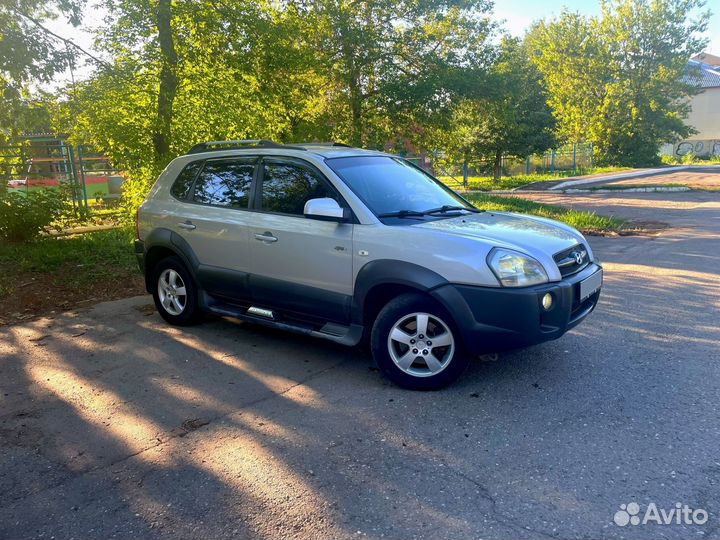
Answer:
297, 142, 351, 148
186, 140, 288, 154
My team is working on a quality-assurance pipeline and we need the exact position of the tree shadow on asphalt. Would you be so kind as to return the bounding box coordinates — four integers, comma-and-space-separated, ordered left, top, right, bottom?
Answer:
0, 304, 520, 538
0, 299, 607, 539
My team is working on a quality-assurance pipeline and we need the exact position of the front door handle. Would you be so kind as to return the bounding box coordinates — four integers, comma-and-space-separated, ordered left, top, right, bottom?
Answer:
254, 232, 278, 243
177, 221, 196, 230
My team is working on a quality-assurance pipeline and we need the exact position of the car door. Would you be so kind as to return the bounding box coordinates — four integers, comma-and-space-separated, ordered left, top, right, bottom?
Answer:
171, 156, 256, 301
248, 157, 354, 323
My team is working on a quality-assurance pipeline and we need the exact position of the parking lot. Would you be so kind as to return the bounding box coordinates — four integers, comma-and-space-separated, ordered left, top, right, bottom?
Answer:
1, 184, 719, 539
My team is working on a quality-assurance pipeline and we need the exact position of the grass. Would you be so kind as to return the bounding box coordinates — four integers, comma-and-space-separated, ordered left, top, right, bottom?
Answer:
0, 227, 139, 299
55, 207, 125, 230
0, 282, 10, 297
465, 193, 624, 234
660, 154, 720, 166
439, 166, 631, 191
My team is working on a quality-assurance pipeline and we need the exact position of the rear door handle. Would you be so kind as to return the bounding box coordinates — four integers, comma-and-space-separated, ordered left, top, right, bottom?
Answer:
254, 232, 278, 243
177, 221, 196, 230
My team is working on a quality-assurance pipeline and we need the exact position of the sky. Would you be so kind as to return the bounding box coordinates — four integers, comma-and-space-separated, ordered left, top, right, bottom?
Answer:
493, 0, 719, 49
43, 0, 720, 90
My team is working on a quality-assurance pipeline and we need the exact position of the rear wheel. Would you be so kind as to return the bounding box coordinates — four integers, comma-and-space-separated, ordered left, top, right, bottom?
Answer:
152, 256, 200, 325
371, 293, 468, 390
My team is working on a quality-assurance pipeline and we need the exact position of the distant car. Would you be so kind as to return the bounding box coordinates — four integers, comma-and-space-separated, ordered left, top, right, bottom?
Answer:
135, 140, 602, 389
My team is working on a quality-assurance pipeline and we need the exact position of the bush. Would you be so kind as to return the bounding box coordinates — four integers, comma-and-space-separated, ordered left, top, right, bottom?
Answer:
0, 189, 67, 243
119, 167, 158, 226
680, 152, 696, 165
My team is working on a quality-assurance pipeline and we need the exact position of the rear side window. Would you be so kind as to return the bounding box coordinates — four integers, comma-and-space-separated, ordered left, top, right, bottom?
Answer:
170, 161, 202, 200
192, 159, 254, 209
260, 162, 336, 216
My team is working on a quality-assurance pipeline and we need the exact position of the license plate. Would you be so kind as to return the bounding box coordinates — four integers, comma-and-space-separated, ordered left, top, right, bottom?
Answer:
579, 269, 603, 301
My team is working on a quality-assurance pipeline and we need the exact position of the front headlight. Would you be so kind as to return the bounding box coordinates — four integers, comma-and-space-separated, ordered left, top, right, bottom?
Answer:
487, 248, 549, 287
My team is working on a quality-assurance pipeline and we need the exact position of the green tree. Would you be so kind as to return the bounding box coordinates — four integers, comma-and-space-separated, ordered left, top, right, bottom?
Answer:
59, 0, 334, 217
529, 0, 709, 166
438, 38, 556, 182
64, 0, 497, 179
72, 0, 332, 158
1, 0, 84, 195
296, 0, 497, 147
1, 0, 88, 129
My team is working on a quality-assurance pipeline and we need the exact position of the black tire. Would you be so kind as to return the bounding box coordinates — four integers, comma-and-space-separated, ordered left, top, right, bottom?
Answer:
370, 292, 469, 390
151, 256, 200, 326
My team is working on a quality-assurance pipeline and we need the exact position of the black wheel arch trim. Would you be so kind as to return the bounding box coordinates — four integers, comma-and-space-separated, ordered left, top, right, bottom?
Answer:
141, 228, 201, 291
352, 259, 452, 324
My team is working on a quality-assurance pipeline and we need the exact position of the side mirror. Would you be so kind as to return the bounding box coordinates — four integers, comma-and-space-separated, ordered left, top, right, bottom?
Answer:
303, 198, 350, 222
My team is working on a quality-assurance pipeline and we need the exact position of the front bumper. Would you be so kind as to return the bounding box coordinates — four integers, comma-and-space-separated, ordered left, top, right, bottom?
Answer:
431, 263, 602, 352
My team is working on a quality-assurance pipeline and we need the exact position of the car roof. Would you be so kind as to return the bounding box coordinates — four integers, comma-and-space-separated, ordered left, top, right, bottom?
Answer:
181, 140, 389, 160
294, 145, 388, 159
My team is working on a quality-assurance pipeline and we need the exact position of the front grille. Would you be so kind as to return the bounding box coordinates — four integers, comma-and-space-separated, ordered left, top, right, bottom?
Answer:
554, 244, 590, 277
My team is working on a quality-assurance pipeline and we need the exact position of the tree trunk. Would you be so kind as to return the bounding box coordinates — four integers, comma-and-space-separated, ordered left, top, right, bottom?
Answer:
336, 12, 363, 148
493, 150, 502, 182
462, 156, 469, 189
153, 0, 178, 166
349, 75, 363, 147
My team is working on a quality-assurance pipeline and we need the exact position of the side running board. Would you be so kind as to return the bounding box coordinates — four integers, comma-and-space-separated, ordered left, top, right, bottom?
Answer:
202, 295, 363, 346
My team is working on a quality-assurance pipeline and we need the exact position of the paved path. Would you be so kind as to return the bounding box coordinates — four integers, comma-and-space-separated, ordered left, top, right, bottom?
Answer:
551, 166, 720, 191
513, 165, 720, 191
1, 191, 719, 539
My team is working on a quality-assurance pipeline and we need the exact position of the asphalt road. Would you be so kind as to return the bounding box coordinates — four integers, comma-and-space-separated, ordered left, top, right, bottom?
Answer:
1, 188, 719, 539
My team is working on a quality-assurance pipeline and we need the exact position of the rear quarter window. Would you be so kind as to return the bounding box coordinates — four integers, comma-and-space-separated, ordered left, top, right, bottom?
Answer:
170, 161, 203, 200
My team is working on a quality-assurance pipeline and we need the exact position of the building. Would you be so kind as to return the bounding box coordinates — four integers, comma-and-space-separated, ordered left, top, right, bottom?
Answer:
1, 134, 122, 200
664, 54, 720, 157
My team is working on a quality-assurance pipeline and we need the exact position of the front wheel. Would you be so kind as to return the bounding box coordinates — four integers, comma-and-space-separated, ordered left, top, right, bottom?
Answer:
371, 293, 469, 390
151, 256, 200, 326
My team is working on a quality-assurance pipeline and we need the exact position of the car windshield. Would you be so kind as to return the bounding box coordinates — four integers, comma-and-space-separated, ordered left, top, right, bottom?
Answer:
326, 156, 475, 218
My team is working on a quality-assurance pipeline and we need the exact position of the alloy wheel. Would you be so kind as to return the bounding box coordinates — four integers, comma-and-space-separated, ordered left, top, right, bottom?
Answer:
158, 268, 187, 316
387, 312, 455, 377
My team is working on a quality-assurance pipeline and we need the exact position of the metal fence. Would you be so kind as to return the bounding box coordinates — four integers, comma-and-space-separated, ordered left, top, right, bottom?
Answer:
0, 136, 122, 213
506, 143, 595, 176
429, 142, 596, 187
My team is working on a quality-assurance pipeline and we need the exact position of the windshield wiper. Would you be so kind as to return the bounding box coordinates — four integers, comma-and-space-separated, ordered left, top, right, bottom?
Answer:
422, 205, 483, 215
377, 209, 428, 218
378, 205, 483, 219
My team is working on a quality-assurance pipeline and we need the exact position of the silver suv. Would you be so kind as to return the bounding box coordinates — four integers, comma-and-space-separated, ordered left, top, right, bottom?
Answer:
135, 140, 603, 389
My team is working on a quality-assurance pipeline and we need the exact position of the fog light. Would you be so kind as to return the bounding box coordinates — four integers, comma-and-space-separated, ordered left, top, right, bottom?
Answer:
542, 293, 553, 310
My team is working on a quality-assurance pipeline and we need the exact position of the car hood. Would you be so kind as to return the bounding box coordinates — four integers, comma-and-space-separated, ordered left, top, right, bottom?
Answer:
412, 211, 584, 257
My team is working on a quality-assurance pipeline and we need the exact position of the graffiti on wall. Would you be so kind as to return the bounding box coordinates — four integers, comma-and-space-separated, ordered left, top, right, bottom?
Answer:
674, 140, 720, 157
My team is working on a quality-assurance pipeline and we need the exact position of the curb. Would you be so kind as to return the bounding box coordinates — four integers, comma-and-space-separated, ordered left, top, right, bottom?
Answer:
47, 224, 121, 237
549, 167, 689, 190
549, 164, 720, 191
562, 186, 691, 194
